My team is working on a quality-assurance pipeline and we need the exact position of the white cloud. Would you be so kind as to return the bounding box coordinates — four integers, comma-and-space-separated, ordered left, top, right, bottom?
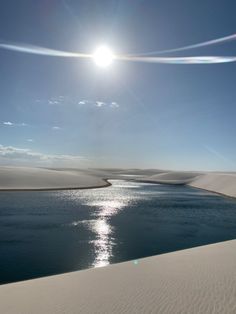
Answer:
43, 96, 120, 110
3, 121, 27, 127
27, 139, 34, 142
47, 96, 66, 105
52, 126, 61, 130
110, 102, 119, 108
0, 144, 88, 166
78, 100, 87, 105
95, 101, 105, 107
3, 121, 13, 126
95, 100, 119, 108
48, 100, 59, 105
77, 99, 120, 109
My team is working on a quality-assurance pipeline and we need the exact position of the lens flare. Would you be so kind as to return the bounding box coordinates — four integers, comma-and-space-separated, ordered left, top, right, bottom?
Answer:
127, 33, 236, 56
1, 34, 236, 65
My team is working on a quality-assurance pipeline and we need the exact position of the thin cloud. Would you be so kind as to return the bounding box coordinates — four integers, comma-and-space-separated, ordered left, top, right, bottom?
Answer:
27, 139, 34, 142
3, 121, 27, 127
95, 101, 105, 107
48, 99, 60, 105
0, 144, 88, 166
79, 99, 120, 108
78, 100, 87, 105
204, 145, 235, 166
52, 126, 61, 130
47, 96, 66, 105
110, 102, 119, 108
44, 97, 120, 109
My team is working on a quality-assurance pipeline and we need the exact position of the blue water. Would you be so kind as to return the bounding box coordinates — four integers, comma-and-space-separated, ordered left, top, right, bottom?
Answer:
0, 180, 236, 284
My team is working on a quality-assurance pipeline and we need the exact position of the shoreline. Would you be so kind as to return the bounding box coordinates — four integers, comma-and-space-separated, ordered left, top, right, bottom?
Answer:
189, 184, 236, 201
1, 175, 236, 201
0, 239, 235, 313
0, 166, 236, 200
0, 179, 112, 192
133, 178, 236, 200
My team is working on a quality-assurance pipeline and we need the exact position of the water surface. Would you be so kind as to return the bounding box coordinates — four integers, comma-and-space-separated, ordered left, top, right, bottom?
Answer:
0, 180, 236, 284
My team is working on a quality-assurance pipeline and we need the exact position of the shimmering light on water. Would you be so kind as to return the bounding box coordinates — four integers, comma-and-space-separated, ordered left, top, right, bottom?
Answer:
92, 219, 111, 267
66, 185, 135, 267
0, 179, 236, 284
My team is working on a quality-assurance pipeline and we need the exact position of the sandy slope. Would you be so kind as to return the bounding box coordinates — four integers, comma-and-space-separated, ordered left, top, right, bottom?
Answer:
140, 171, 201, 184
0, 166, 109, 190
1, 166, 236, 198
0, 240, 235, 314
137, 170, 236, 198
190, 172, 236, 198
0, 166, 162, 190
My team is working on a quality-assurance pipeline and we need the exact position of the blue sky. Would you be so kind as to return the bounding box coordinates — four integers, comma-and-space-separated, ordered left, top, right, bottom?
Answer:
0, 0, 236, 170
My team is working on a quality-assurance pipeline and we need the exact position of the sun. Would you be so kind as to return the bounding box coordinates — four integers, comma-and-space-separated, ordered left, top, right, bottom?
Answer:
93, 46, 114, 68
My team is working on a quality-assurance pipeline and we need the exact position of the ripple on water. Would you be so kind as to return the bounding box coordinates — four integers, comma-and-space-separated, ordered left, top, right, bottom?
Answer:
1, 179, 236, 284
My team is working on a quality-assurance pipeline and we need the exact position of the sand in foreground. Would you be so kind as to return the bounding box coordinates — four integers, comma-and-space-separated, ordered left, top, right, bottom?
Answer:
0, 240, 235, 314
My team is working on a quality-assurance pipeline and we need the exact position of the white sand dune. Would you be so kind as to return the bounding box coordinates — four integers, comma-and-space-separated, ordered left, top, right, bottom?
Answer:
0, 166, 165, 191
0, 240, 235, 314
137, 170, 236, 198
1, 166, 236, 198
0, 166, 109, 190
190, 172, 236, 198
140, 171, 201, 184
145, 171, 201, 184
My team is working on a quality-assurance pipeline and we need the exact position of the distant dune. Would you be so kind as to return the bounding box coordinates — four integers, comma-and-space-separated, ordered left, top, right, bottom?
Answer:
0, 166, 109, 190
140, 171, 201, 184
136, 170, 236, 198
1, 166, 236, 198
0, 240, 235, 313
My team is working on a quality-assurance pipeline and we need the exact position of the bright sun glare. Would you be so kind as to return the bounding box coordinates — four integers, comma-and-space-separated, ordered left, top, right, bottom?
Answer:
93, 46, 114, 68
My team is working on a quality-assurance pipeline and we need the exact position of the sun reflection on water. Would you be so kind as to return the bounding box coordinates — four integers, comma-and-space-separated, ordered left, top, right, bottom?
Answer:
90, 199, 126, 267
91, 219, 112, 267
62, 180, 146, 268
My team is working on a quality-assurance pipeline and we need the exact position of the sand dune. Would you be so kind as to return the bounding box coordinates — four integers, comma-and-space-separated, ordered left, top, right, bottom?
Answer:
0, 166, 109, 190
136, 170, 236, 198
140, 171, 201, 184
1, 166, 236, 198
0, 166, 163, 190
0, 240, 235, 313
190, 172, 236, 198
92, 168, 163, 175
